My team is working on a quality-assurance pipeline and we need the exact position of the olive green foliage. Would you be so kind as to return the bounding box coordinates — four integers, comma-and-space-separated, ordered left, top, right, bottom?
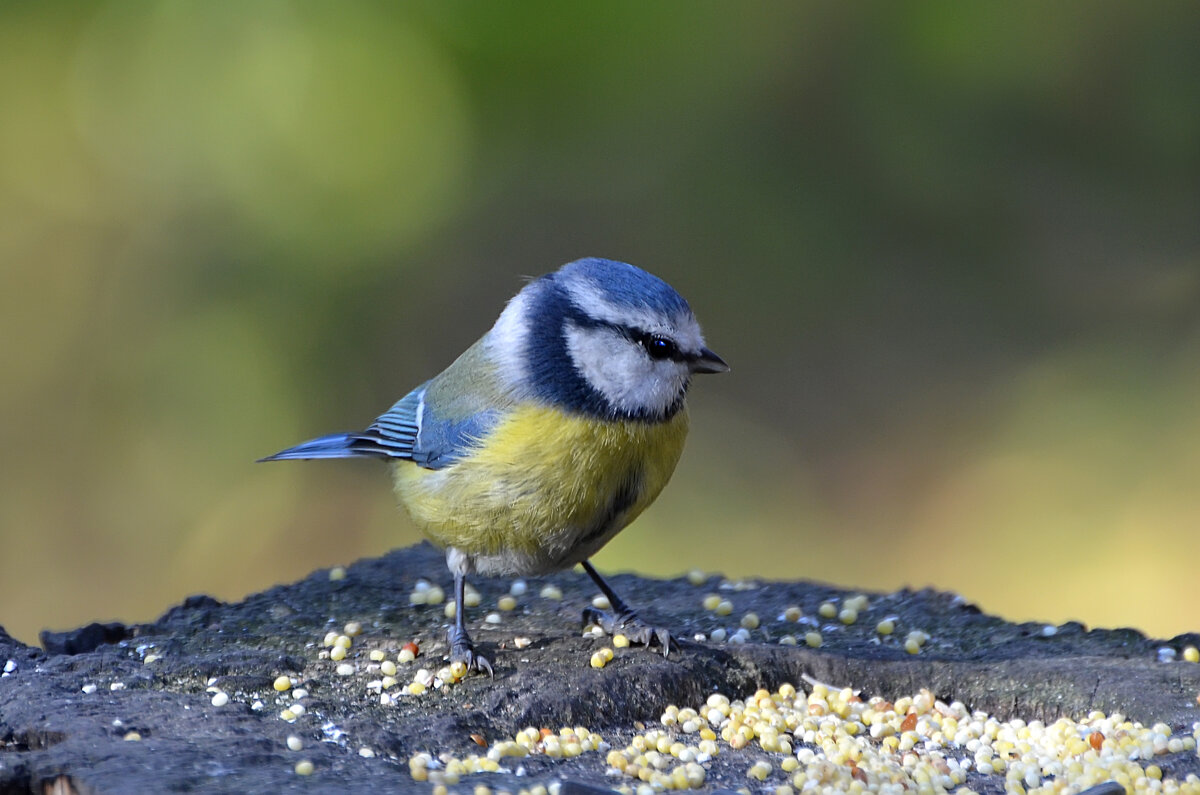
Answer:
2, 3, 1199, 643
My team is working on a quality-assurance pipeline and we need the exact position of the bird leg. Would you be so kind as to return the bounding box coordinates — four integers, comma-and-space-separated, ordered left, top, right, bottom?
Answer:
580, 560, 672, 656
448, 570, 493, 677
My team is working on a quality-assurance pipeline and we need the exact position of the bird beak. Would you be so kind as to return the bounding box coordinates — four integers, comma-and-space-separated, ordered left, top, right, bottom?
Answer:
690, 347, 730, 374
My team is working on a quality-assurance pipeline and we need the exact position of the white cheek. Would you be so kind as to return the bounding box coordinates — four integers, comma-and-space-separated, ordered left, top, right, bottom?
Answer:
564, 323, 688, 416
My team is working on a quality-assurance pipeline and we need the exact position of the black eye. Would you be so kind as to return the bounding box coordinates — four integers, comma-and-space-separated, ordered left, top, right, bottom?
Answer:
642, 334, 677, 360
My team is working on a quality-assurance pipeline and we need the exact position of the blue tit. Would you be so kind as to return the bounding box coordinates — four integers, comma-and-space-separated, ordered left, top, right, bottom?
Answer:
261, 257, 728, 674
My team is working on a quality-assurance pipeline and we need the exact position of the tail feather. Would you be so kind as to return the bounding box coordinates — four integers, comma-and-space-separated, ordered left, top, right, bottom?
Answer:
258, 433, 385, 462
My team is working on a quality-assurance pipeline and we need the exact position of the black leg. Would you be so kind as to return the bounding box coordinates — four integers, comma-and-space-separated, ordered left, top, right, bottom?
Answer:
580, 560, 672, 656
447, 570, 493, 677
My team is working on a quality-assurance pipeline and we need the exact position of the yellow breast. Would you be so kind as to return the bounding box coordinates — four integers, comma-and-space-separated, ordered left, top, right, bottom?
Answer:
390, 404, 689, 575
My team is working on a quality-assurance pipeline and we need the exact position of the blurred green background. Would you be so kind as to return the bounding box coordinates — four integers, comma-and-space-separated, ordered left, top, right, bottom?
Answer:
3, 3, 1199, 646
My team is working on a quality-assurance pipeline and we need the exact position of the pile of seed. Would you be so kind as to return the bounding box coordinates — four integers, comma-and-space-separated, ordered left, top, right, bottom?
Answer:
410, 681, 1200, 793
409, 727, 605, 786
327, 569, 1200, 792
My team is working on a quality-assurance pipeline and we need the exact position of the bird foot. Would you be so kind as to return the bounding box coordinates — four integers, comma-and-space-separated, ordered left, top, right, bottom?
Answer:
582, 606, 673, 657
447, 626, 493, 677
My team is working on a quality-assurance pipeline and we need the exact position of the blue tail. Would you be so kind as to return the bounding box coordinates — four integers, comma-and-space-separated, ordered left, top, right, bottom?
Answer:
258, 433, 386, 462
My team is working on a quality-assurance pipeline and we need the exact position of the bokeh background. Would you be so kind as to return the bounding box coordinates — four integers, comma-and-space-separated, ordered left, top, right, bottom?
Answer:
3, 3, 1199, 646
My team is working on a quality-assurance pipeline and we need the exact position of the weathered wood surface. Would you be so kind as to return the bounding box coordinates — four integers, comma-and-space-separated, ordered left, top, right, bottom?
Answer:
1, 543, 1197, 793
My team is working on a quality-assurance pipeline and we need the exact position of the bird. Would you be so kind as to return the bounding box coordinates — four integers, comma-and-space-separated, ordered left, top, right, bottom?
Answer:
260, 257, 728, 675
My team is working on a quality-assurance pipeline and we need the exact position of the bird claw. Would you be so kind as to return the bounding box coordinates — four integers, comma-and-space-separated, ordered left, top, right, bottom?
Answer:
447, 627, 493, 677
581, 606, 673, 657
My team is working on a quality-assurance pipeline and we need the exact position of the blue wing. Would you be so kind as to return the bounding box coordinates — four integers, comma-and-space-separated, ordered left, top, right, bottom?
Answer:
259, 380, 498, 471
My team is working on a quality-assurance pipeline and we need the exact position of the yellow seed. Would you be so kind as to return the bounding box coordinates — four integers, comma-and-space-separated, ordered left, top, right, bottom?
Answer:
328, 566, 346, 581
397, 648, 416, 664
838, 607, 858, 625
592, 595, 611, 610
540, 584, 563, 600
123, 731, 141, 741
343, 621, 362, 636
845, 594, 870, 612
425, 586, 445, 605
805, 631, 822, 648
1183, 646, 1200, 663
687, 569, 707, 585
741, 612, 760, 629
498, 595, 518, 611
450, 661, 468, 680
702, 594, 722, 611
906, 629, 929, 645
590, 652, 606, 669
381, 660, 397, 677
273, 675, 292, 692
408, 681, 426, 695
444, 601, 457, 619
715, 599, 734, 616
876, 619, 895, 635
784, 606, 802, 622
613, 634, 630, 648
818, 601, 837, 619
329, 646, 347, 662
599, 647, 615, 662
334, 635, 352, 649
904, 637, 921, 655
294, 760, 314, 776
748, 760, 772, 780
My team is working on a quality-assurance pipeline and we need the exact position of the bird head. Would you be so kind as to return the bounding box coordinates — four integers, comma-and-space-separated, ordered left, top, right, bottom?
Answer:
488, 258, 728, 421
